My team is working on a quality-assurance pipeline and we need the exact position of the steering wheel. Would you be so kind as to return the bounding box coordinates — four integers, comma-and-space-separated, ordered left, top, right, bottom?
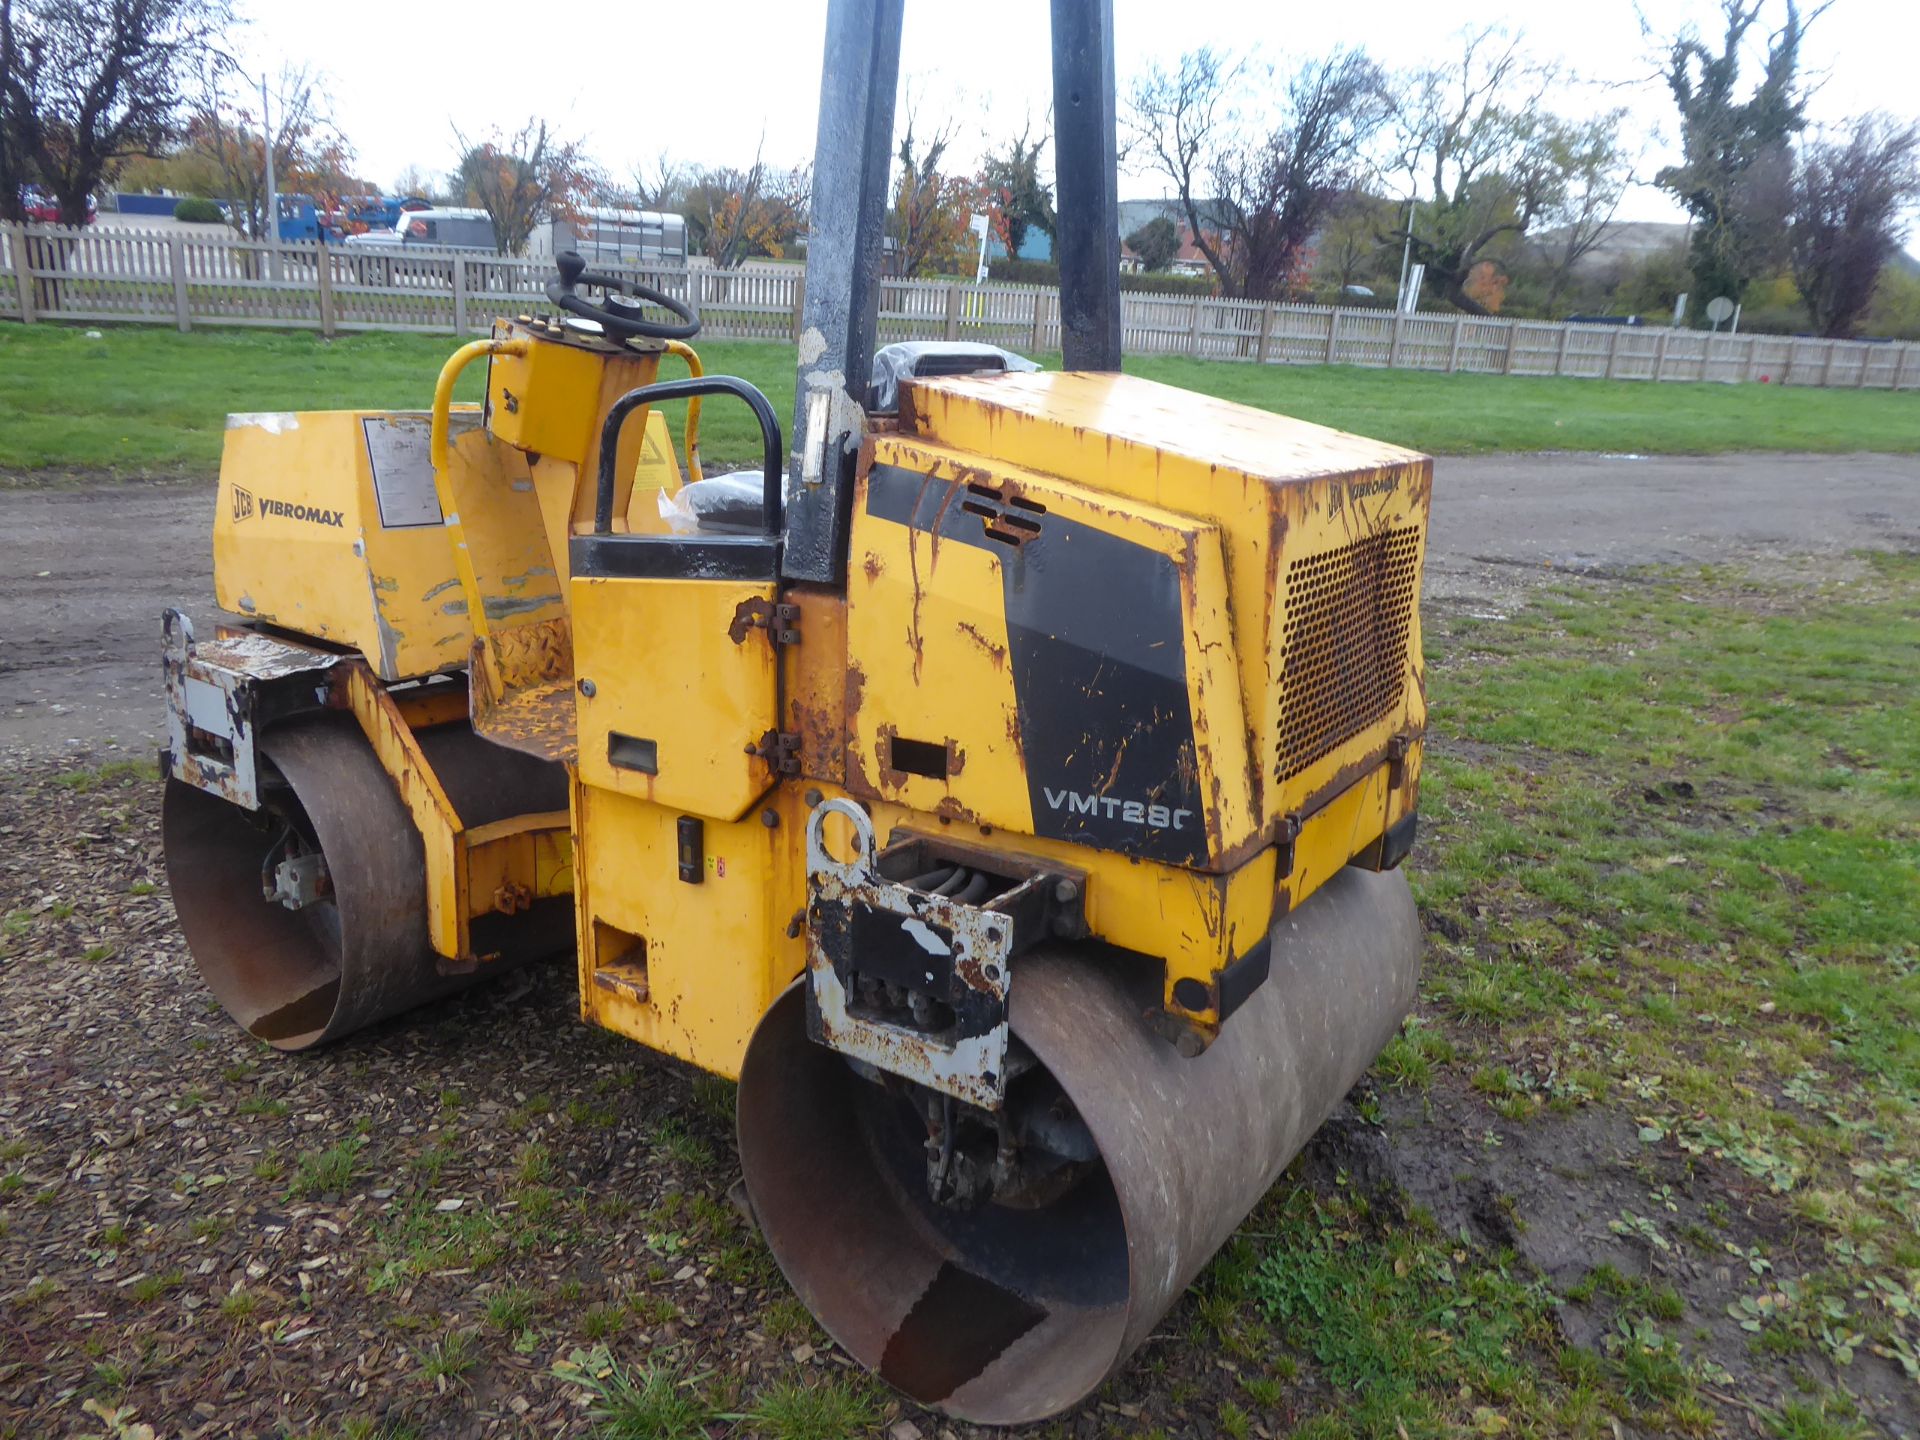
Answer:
545, 251, 700, 342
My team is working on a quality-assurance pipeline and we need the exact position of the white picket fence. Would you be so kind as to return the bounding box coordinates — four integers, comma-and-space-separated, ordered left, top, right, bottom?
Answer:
5, 222, 1917, 389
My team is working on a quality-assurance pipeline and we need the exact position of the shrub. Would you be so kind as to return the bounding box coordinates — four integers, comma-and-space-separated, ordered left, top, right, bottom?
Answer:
173, 196, 224, 224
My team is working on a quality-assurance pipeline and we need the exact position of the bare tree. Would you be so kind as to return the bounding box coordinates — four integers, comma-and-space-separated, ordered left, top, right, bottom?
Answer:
0, 0, 230, 225
1789, 115, 1920, 337
1127, 46, 1391, 301
391, 163, 440, 202
1389, 29, 1594, 314
453, 117, 597, 256
1125, 46, 1237, 285
629, 153, 688, 214
1211, 50, 1390, 300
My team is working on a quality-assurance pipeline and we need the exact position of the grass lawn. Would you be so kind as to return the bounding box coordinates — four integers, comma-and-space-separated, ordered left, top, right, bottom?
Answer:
3, 322, 1916, 479
1276, 552, 1919, 1439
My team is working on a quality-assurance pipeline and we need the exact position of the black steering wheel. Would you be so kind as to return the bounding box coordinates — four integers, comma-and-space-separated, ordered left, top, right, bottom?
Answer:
544, 250, 700, 342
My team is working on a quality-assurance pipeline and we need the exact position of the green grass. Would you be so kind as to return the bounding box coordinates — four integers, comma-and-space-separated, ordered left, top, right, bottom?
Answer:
1129, 355, 1920, 455
3, 322, 1915, 478
1366, 551, 1920, 1434
551, 1347, 712, 1440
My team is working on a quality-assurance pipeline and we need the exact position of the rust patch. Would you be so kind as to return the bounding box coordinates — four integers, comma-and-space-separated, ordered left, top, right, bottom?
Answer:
955, 621, 1006, 667
862, 551, 884, 583
934, 794, 981, 825
729, 595, 773, 645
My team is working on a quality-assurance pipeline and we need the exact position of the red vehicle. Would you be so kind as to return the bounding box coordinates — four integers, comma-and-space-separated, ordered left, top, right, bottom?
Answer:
19, 187, 96, 225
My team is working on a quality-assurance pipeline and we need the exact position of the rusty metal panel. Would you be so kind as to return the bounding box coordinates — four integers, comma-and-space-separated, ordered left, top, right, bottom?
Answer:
804, 799, 1014, 1110
161, 609, 340, 809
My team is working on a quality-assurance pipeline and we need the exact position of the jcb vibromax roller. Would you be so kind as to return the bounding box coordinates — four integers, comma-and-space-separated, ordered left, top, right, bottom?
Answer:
159, 0, 1430, 1421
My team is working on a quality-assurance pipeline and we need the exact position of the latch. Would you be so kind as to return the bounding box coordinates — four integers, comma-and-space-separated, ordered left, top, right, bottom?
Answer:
731, 597, 801, 647
747, 728, 803, 775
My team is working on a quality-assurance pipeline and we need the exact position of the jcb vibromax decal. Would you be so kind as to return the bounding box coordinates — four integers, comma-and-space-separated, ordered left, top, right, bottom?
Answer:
232, 488, 345, 528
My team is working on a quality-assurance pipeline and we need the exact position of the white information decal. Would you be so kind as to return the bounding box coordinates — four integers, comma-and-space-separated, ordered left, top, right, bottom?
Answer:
362, 413, 478, 529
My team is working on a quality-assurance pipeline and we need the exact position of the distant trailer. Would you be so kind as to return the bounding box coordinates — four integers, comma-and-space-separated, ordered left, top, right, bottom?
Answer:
527, 208, 688, 269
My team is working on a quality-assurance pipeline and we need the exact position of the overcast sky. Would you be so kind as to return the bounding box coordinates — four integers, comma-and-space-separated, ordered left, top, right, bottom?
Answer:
239, 0, 1919, 227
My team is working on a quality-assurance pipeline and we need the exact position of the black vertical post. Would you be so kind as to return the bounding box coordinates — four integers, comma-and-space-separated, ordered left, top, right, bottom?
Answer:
783, 0, 905, 586
1050, 0, 1123, 372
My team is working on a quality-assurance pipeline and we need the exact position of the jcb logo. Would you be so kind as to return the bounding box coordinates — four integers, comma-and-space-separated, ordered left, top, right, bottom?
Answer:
232, 486, 255, 522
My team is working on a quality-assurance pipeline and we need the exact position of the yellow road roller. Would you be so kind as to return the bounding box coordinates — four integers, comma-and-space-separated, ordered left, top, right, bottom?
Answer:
159, 0, 1430, 1421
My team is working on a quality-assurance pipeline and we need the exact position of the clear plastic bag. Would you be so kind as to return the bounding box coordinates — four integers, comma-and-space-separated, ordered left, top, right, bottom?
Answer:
658, 471, 768, 534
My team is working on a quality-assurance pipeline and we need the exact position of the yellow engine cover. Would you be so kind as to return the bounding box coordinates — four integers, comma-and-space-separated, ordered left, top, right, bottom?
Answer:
213, 408, 683, 682
845, 370, 1432, 873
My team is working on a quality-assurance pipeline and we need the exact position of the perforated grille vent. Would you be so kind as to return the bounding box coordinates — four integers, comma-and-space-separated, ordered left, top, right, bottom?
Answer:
1275, 526, 1422, 783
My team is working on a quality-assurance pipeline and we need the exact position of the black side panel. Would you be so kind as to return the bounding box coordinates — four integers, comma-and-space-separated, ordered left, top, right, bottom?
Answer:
867, 464, 1204, 865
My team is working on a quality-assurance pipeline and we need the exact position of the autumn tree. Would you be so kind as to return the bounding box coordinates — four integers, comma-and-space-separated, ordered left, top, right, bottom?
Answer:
0, 0, 230, 225
695, 153, 809, 268
1388, 29, 1625, 315
454, 118, 597, 256
982, 119, 1054, 258
890, 113, 980, 278
1655, 0, 1817, 305
1789, 115, 1920, 338
191, 64, 350, 239
1127, 46, 1390, 301
1125, 214, 1179, 270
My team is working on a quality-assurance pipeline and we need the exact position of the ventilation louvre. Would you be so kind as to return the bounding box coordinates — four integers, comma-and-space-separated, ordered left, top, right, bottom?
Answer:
1275, 526, 1422, 784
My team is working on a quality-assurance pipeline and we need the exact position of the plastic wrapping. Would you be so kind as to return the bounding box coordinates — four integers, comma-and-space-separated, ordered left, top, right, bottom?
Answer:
867, 341, 1039, 413
658, 472, 769, 534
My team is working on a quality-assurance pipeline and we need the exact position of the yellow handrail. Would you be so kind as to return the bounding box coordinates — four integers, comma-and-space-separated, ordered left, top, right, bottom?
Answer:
663, 339, 704, 487
429, 337, 530, 474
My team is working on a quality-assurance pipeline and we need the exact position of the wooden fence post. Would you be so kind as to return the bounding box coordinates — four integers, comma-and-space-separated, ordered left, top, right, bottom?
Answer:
1501, 321, 1518, 374
453, 256, 469, 334
1745, 336, 1762, 383
1895, 343, 1915, 391
316, 246, 337, 338
1325, 309, 1342, 364
1819, 340, 1837, 387
790, 275, 806, 344
1388, 312, 1406, 368
1856, 342, 1871, 388
9, 224, 35, 323
1256, 302, 1275, 364
1446, 314, 1465, 372
943, 284, 961, 341
166, 233, 191, 332
1029, 290, 1050, 352
1604, 328, 1622, 380
1652, 328, 1670, 382
1188, 298, 1203, 354
1553, 324, 1572, 376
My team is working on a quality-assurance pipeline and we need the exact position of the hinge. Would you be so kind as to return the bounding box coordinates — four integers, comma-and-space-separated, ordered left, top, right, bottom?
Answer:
1387, 734, 1412, 788
747, 728, 803, 776
1275, 812, 1303, 878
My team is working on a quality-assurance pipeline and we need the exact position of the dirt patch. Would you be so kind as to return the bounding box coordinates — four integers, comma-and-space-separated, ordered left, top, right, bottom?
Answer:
1370, 1079, 1917, 1434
